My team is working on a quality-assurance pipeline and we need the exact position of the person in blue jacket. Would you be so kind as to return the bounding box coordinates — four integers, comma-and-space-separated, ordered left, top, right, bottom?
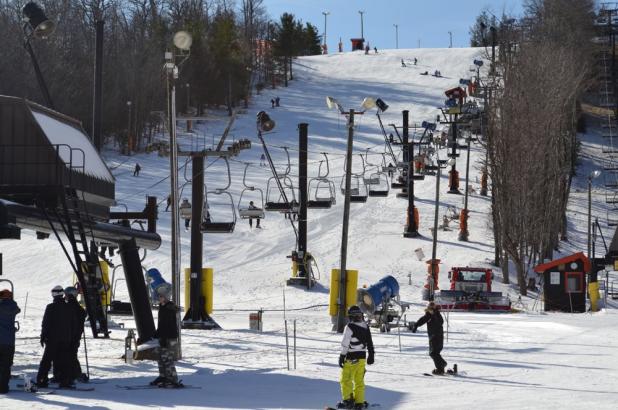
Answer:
0, 288, 21, 394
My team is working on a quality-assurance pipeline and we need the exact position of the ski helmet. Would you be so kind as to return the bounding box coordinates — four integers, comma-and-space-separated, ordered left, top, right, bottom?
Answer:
156, 283, 172, 299
64, 286, 78, 298
51, 285, 64, 297
0, 289, 12, 299
347, 305, 364, 321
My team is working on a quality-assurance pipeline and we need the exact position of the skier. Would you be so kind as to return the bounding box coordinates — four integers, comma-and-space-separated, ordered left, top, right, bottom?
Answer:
364, 44, 370, 55
248, 201, 261, 229
337, 305, 374, 409
65, 286, 87, 383
271, 99, 275, 108
180, 198, 191, 230
133, 163, 141, 177
260, 154, 267, 167
0, 289, 21, 394
414, 57, 418, 65
373, 47, 378, 54
150, 284, 182, 388
387, 163, 394, 178
37, 286, 73, 388
411, 301, 448, 374
401, 59, 406, 67
275, 96, 280, 107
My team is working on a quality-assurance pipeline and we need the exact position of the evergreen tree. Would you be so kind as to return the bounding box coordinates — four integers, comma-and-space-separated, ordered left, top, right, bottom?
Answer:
469, 10, 497, 47
304, 22, 322, 55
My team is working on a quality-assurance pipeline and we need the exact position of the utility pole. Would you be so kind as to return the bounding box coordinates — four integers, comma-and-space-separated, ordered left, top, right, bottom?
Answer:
298, 123, 311, 288
448, 31, 453, 48
359, 11, 365, 39
458, 134, 475, 241
337, 109, 355, 333
394, 24, 399, 49
322, 12, 330, 53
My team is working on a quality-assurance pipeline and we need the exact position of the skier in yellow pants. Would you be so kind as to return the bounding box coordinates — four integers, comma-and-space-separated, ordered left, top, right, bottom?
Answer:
337, 305, 374, 409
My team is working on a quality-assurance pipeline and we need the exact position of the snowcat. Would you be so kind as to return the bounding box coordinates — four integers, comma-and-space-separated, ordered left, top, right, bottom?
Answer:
435, 267, 511, 311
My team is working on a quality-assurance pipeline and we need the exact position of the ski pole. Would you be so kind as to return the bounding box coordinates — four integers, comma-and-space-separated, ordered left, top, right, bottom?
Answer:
23, 292, 29, 319
82, 331, 90, 379
284, 320, 290, 371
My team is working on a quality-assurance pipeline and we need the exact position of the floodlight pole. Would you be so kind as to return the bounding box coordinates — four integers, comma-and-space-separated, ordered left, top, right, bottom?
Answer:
403, 110, 419, 238
24, 38, 54, 109
337, 109, 356, 333
359, 11, 365, 39
458, 135, 472, 241
322, 12, 330, 51
166, 51, 182, 358
394, 24, 399, 49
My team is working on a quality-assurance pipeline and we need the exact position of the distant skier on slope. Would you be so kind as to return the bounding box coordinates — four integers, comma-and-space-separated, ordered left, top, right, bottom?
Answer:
411, 301, 448, 374
337, 305, 374, 409
150, 284, 182, 388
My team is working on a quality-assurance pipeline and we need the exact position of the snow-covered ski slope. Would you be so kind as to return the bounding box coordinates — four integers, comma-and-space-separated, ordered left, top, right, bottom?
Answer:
2, 48, 618, 409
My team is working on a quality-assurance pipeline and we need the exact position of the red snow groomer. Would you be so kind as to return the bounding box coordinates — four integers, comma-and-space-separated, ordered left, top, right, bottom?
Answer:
435, 267, 511, 312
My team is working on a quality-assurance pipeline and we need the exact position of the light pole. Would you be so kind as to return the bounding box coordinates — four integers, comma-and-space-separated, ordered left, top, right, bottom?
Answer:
588, 170, 601, 257
359, 10, 365, 39
393, 24, 399, 49
428, 157, 456, 300
458, 133, 476, 241
322, 11, 330, 53
326, 96, 378, 332
448, 31, 453, 48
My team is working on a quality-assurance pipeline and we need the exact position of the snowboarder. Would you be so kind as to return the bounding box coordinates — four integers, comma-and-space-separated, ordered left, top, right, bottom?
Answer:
411, 301, 448, 375
65, 286, 87, 383
337, 305, 374, 409
37, 286, 73, 388
414, 57, 418, 65
260, 154, 267, 167
0, 289, 21, 394
133, 163, 141, 177
401, 59, 406, 67
248, 201, 261, 229
374, 47, 378, 54
165, 194, 171, 212
180, 199, 191, 230
275, 96, 280, 107
364, 44, 370, 55
271, 99, 275, 108
150, 284, 182, 388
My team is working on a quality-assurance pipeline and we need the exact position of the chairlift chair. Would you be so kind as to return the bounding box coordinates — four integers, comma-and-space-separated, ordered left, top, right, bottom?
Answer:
238, 163, 266, 219
265, 175, 299, 213
363, 149, 381, 185
368, 172, 390, 197
308, 153, 337, 209
200, 157, 237, 233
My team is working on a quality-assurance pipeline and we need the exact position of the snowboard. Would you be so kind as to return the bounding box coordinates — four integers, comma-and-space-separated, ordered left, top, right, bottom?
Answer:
9, 388, 54, 395
116, 383, 200, 390
423, 364, 459, 377
17, 384, 95, 392
325, 404, 380, 410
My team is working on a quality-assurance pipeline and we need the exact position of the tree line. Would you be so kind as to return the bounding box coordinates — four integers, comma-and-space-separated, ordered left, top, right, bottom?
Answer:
0, 0, 321, 150
477, 0, 596, 294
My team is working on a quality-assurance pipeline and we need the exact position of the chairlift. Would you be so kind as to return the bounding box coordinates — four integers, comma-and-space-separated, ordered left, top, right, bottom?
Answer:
340, 155, 368, 202
368, 172, 390, 197
308, 153, 337, 209
201, 157, 237, 233
261, 146, 298, 213
363, 149, 381, 185
238, 163, 266, 219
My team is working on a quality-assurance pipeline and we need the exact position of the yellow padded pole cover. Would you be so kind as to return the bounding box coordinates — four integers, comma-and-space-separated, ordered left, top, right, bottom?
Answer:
329, 269, 359, 316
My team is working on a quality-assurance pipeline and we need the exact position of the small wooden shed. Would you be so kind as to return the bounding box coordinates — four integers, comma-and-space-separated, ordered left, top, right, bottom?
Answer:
350, 38, 365, 51
533, 252, 590, 313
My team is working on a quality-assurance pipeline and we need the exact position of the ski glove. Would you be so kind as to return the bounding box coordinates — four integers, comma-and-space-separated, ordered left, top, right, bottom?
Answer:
338, 354, 346, 368
367, 352, 375, 365
411, 324, 418, 333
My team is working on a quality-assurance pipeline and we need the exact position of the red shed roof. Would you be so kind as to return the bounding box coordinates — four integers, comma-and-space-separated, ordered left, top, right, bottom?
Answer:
533, 252, 590, 273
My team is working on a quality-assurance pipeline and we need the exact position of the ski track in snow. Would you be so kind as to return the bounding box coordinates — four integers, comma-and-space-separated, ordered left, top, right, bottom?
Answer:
2, 48, 618, 409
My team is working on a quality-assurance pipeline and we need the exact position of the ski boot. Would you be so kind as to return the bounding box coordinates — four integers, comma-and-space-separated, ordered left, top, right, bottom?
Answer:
431, 368, 445, 375
77, 373, 90, 383
354, 402, 369, 409
336, 399, 355, 409
149, 376, 168, 386
158, 379, 184, 389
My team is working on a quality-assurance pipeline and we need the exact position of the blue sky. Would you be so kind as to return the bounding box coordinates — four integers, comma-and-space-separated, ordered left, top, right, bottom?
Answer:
262, 0, 525, 51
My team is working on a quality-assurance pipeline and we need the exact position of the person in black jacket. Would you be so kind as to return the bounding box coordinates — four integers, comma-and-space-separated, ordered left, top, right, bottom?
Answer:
150, 284, 182, 387
65, 286, 87, 383
0, 289, 21, 394
412, 301, 447, 374
337, 305, 374, 410
37, 286, 73, 388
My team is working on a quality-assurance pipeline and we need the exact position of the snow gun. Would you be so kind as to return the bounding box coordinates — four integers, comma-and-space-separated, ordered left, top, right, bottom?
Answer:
357, 276, 411, 333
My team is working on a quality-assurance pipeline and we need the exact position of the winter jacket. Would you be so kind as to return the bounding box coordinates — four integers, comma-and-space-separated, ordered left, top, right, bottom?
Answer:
41, 296, 73, 344
0, 299, 20, 345
340, 321, 374, 360
67, 297, 86, 343
155, 301, 179, 341
414, 310, 444, 340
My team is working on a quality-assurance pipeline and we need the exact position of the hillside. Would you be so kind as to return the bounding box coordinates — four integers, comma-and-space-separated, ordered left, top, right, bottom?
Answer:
2, 47, 618, 409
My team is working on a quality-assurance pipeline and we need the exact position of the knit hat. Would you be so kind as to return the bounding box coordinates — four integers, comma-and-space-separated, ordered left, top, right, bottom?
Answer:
51, 285, 64, 297
0, 289, 12, 299
156, 283, 172, 299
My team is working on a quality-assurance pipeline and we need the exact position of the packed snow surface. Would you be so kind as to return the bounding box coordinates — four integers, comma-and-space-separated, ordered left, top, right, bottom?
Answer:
2, 48, 618, 409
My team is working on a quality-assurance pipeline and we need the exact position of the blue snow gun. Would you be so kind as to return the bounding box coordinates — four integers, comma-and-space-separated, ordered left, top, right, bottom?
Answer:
473, 59, 484, 67
421, 121, 436, 131
357, 275, 400, 314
